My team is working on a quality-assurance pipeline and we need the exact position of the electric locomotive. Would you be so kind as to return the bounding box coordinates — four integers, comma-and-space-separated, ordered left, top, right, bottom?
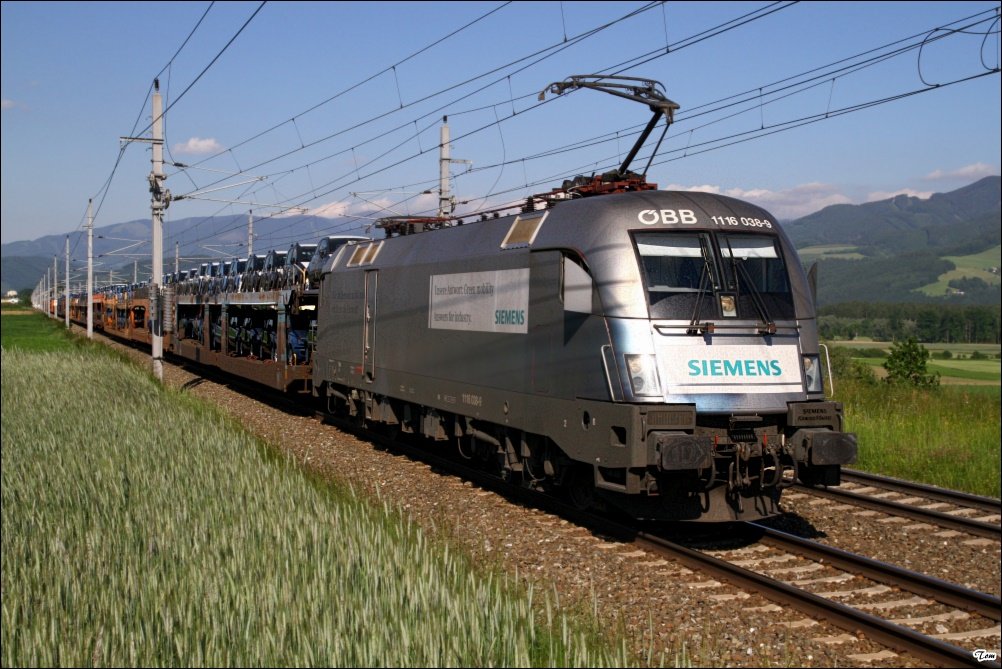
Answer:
310, 76, 855, 522
311, 182, 856, 521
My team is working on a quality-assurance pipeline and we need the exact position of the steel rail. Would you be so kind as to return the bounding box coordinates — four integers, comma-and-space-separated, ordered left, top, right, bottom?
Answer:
626, 527, 1000, 669
799, 484, 1001, 539
841, 469, 1002, 514
754, 524, 1001, 621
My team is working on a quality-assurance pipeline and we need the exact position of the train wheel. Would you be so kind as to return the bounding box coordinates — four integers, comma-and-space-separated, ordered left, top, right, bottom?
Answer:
566, 464, 596, 511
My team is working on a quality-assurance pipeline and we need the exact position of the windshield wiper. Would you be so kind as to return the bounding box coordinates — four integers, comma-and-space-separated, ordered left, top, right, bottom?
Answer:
725, 240, 776, 335
686, 263, 713, 335
686, 238, 718, 335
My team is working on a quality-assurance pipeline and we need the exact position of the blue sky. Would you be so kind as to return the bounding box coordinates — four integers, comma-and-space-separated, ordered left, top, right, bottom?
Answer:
2, 1, 1000, 248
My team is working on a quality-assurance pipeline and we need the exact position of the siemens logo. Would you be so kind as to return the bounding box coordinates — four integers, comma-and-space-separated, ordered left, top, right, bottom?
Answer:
495, 309, 525, 326
688, 359, 783, 377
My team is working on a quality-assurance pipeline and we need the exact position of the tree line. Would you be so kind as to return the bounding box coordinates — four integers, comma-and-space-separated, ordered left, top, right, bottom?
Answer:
818, 302, 1001, 344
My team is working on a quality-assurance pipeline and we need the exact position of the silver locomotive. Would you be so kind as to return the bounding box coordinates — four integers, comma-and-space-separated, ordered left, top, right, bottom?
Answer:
313, 188, 857, 521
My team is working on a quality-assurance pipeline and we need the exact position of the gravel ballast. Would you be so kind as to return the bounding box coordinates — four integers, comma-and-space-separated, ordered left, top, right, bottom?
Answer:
95, 336, 1001, 667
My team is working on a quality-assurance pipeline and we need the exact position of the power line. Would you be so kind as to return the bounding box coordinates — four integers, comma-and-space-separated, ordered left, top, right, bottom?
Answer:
164, 1, 779, 248
156, 5, 997, 262
68, 1, 220, 262
175, 2, 664, 192
162, 1, 670, 248
141, 2, 267, 137
187, 1, 514, 169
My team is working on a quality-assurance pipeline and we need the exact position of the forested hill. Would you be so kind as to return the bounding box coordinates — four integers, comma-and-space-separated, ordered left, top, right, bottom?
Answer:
783, 176, 1001, 306
784, 176, 1000, 252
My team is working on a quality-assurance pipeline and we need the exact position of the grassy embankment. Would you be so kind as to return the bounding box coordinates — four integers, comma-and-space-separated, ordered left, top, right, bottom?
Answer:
2, 309, 634, 667
828, 340, 1000, 498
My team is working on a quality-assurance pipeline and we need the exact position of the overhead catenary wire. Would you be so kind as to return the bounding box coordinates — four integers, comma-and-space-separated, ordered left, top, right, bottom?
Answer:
160, 1, 670, 249
136, 2, 267, 139
164, 1, 794, 250
210, 56, 990, 246
162, 1, 666, 237
185, 2, 516, 170
257, 60, 1001, 247
65, 1, 221, 264
65, 3, 998, 276
367, 9, 1002, 218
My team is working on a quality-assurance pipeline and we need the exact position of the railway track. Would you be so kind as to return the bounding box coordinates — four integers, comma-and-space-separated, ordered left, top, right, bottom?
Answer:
315, 418, 1002, 668
793, 470, 1001, 539
92, 329, 1002, 667
636, 525, 1001, 668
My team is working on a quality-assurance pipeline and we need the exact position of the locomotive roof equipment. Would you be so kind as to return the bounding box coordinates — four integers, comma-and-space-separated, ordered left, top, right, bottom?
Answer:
540, 75, 680, 197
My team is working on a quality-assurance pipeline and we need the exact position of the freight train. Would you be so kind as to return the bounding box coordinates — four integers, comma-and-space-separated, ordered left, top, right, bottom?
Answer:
60, 184, 856, 522
57, 76, 856, 521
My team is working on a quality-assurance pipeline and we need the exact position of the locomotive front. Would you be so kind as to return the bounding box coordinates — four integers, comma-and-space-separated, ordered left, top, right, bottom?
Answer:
550, 190, 857, 520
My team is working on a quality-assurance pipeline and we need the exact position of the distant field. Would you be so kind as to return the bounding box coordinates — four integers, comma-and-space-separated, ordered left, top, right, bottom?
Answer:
856, 359, 1000, 384
917, 244, 1001, 296
850, 356, 1000, 385
830, 339, 1001, 356
928, 359, 1002, 381
797, 244, 865, 262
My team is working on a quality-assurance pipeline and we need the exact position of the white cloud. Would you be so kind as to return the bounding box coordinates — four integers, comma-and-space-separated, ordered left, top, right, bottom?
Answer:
923, 163, 998, 182
865, 188, 933, 202
172, 137, 223, 155
661, 183, 721, 194
663, 182, 851, 219
2, 99, 27, 111
290, 192, 441, 220
306, 201, 351, 218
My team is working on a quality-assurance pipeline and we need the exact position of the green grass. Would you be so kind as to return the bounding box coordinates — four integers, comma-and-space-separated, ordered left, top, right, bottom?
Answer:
834, 379, 1001, 498
0, 309, 84, 352
827, 342, 999, 495
2, 346, 633, 667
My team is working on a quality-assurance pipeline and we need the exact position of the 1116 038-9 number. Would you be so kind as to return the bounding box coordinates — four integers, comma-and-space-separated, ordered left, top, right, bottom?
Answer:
710, 215, 773, 229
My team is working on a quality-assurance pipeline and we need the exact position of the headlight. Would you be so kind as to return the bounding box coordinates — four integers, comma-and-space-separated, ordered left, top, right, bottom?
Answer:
803, 355, 823, 393
626, 354, 662, 397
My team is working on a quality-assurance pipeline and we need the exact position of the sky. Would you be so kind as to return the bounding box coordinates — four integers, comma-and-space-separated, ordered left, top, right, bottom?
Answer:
2, 1, 1000, 251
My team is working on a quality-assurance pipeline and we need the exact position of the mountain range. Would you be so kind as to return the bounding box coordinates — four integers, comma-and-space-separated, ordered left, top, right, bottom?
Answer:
3, 176, 1000, 306
784, 176, 1000, 306
1, 213, 368, 296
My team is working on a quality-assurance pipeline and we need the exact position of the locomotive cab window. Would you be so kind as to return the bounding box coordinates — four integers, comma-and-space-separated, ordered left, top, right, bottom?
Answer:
635, 232, 719, 320
718, 233, 795, 320
634, 231, 796, 321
